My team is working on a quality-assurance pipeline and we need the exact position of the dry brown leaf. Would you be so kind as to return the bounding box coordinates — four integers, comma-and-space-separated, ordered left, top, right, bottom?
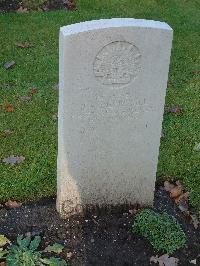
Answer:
163, 179, 193, 225
66, 0, 76, 10
2, 155, 25, 165
16, 42, 34, 49
170, 186, 182, 199
30, 88, 38, 95
175, 192, 189, 212
1, 129, 13, 137
163, 181, 175, 192
42, 6, 49, 12
129, 208, 141, 215
0, 261, 6, 266
191, 70, 200, 75
16, 6, 29, 13
190, 214, 199, 229
66, 251, 73, 260
150, 254, 179, 266
166, 106, 182, 114
37, 7, 43, 12
5, 104, 14, 112
170, 181, 183, 199
174, 192, 189, 204
5, 200, 22, 208
175, 180, 182, 186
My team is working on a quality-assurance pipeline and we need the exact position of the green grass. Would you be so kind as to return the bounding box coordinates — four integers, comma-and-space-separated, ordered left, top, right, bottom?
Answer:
0, 0, 199, 209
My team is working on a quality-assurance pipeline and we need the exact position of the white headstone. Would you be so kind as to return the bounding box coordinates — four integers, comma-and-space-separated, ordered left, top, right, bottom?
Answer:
57, 18, 173, 217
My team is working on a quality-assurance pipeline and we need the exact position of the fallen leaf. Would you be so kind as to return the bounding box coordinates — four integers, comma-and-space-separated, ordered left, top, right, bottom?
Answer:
176, 192, 189, 212
4, 61, 15, 70
66, 0, 76, 10
16, 6, 29, 13
53, 83, 59, 90
167, 106, 182, 114
42, 6, 49, 12
37, 7, 43, 12
178, 201, 189, 212
167, 80, 173, 87
2, 155, 25, 165
0, 83, 15, 89
1, 129, 13, 137
164, 181, 189, 212
41, 257, 67, 265
5, 200, 22, 209
0, 261, 6, 266
174, 191, 189, 204
190, 214, 199, 229
25, 232, 32, 238
191, 70, 200, 75
170, 181, 183, 199
175, 180, 182, 186
163, 181, 175, 192
0, 235, 10, 247
129, 208, 141, 215
30, 88, 38, 95
194, 143, 200, 152
161, 130, 165, 138
190, 259, 197, 264
52, 113, 58, 121
16, 42, 34, 49
19, 96, 32, 102
66, 251, 73, 259
5, 104, 14, 112
170, 186, 182, 199
150, 254, 179, 266
44, 243, 64, 254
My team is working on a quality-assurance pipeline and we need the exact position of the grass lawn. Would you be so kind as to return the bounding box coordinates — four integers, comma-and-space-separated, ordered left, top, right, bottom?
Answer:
0, 0, 199, 211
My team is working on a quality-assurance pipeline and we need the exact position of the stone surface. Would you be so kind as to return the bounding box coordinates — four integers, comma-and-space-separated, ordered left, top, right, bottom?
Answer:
57, 18, 173, 217
4, 60, 15, 70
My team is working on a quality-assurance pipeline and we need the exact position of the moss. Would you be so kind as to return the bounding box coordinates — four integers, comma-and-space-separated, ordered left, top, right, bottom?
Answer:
133, 209, 187, 254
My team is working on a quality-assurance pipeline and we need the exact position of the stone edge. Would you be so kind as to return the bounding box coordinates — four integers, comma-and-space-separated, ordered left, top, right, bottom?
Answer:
60, 18, 173, 36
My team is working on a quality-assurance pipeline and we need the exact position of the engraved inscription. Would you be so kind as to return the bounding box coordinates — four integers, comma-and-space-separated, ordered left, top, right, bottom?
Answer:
93, 41, 141, 85
70, 92, 158, 124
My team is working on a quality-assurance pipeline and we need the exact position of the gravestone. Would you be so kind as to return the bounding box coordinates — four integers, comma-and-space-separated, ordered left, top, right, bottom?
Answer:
57, 18, 173, 217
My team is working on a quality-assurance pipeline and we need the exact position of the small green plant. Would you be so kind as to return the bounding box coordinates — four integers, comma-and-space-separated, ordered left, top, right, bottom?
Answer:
0, 235, 67, 266
132, 209, 187, 254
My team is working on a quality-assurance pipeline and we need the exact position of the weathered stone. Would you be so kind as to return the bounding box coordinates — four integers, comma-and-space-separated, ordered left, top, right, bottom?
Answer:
57, 18, 173, 217
4, 60, 15, 70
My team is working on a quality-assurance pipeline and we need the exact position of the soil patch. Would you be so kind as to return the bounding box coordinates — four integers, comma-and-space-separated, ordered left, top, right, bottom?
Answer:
0, 0, 75, 13
0, 186, 199, 265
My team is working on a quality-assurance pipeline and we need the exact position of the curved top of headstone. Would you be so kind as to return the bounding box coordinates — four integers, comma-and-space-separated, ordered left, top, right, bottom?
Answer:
60, 18, 172, 36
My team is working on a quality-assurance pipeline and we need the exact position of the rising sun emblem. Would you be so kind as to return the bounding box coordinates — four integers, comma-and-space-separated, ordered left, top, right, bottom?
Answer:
93, 41, 141, 85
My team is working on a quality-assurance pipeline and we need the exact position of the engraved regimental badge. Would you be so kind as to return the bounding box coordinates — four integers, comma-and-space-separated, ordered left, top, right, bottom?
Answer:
93, 41, 141, 85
